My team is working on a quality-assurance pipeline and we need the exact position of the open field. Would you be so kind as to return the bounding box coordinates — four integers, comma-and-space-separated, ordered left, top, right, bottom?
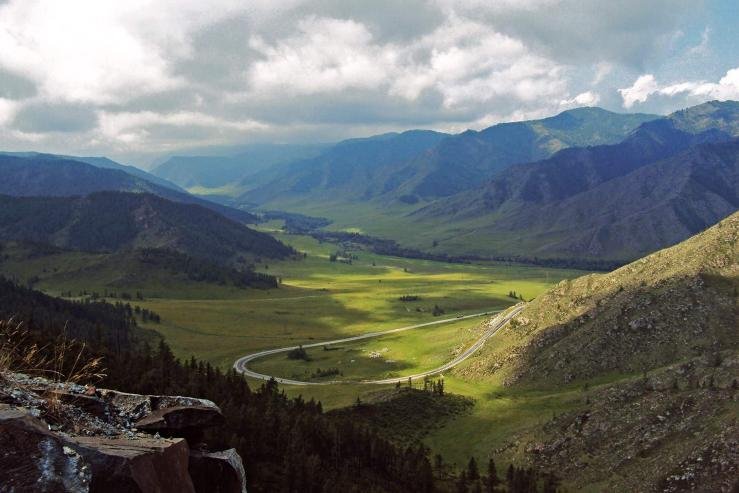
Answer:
249, 317, 488, 382
132, 232, 583, 368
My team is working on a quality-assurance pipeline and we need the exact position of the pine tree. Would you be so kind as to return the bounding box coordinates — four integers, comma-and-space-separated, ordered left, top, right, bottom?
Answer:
486, 457, 499, 492
456, 470, 468, 493
467, 456, 480, 480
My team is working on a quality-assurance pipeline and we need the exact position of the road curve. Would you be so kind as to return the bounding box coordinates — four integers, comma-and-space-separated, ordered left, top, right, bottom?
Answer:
233, 303, 525, 386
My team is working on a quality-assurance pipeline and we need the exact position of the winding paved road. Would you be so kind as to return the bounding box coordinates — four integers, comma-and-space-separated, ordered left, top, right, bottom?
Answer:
233, 303, 525, 386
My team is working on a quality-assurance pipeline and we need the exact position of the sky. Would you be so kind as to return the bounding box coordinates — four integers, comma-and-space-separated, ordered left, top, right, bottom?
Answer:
0, 0, 737, 167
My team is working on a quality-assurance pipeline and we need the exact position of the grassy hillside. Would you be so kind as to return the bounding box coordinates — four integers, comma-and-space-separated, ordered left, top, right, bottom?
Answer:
0, 192, 292, 264
461, 211, 737, 385
440, 211, 738, 490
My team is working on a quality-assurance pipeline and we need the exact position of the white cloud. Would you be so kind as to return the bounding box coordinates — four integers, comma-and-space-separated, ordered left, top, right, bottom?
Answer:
391, 17, 566, 108
246, 15, 570, 111
248, 17, 394, 96
0, 0, 287, 105
98, 110, 268, 141
618, 75, 660, 108
0, 1, 178, 104
0, 98, 19, 126
619, 68, 739, 108
560, 91, 600, 107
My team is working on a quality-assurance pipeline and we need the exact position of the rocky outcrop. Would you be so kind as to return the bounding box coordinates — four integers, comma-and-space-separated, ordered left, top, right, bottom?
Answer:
0, 373, 247, 493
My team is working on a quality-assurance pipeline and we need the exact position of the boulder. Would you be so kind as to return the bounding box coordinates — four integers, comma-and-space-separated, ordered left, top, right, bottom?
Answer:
68, 435, 195, 493
135, 405, 224, 432
0, 404, 91, 493
189, 448, 247, 493
135, 405, 224, 444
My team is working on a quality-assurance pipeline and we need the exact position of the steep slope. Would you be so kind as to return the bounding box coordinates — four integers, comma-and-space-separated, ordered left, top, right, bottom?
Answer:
0, 154, 257, 224
416, 100, 739, 261
0, 192, 292, 264
457, 212, 737, 490
463, 211, 737, 384
242, 130, 449, 204
153, 143, 327, 191
242, 107, 656, 206
394, 107, 658, 199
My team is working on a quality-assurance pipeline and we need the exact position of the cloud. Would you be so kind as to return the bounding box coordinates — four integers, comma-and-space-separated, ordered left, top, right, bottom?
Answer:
687, 27, 711, 56
390, 17, 567, 109
430, 0, 698, 67
0, 0, 732, 162
0, 1, 182, 104
619, 68, 739, 108
619, 75, 660, 108
0, 97, 18, 125
246, 14, 570, 113
248, 16, 393, 96
13, 102, 98, 133
560, 91, 601, 107
98, 110, 268, 144
592, 62, 614, 85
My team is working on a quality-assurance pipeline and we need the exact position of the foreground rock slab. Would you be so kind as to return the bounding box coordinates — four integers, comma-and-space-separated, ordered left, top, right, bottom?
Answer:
69, 435, 195, 493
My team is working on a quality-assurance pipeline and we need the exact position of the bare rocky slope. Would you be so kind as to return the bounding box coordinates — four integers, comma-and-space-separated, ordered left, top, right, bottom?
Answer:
457, 211, 738, 491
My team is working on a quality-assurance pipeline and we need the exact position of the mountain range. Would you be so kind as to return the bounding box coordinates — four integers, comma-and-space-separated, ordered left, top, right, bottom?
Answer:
0, 154, 257, 224
208, 100, 737, 265
0, 151, 183, 191
237, 107, 657, 205
416, 101, 739, 261
3, 101, 737, 266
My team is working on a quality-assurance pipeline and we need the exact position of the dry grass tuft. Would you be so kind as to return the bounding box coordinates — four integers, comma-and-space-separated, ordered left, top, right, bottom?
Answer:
1, 318, 106, 427
0, 318, 106, 384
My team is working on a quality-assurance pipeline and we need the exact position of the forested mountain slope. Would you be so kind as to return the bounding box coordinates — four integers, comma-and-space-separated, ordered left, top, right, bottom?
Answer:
0, 192, 292, 264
